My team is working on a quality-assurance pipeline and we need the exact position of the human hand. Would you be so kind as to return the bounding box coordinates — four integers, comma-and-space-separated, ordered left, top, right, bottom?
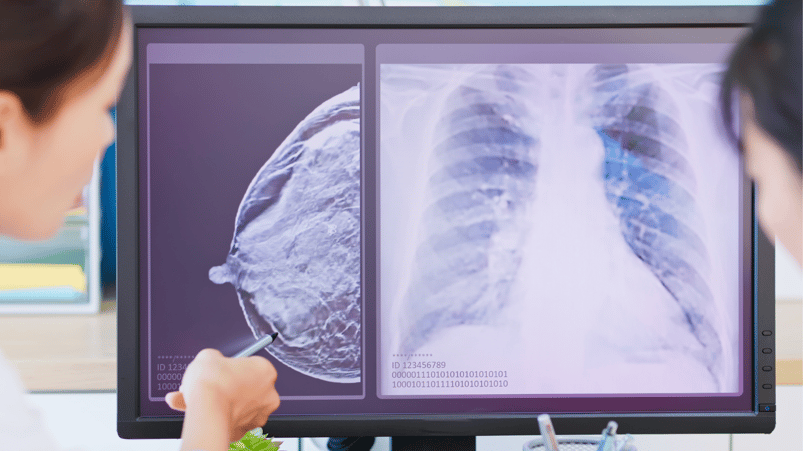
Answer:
165, 348, 280, 443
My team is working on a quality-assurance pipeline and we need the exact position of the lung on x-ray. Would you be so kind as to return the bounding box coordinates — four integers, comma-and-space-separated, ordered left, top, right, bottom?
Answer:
380, 64, 740, 395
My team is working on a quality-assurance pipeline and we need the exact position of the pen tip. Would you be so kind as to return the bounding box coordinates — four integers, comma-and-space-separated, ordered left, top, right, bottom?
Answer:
270, 332, 279, 340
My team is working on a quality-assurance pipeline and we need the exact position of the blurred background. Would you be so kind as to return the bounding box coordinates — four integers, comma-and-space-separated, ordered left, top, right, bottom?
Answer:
0, 1, 798, 451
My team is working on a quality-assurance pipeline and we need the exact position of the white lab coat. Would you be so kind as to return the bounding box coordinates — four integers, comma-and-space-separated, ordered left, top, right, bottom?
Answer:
0, 347, 66, 450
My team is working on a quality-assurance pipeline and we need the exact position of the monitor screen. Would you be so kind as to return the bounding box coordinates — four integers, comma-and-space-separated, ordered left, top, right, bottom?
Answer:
117, 6, 775, 440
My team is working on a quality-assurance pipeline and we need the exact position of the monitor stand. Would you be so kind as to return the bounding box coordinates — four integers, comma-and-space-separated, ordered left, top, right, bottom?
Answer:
390, 436, 476, 451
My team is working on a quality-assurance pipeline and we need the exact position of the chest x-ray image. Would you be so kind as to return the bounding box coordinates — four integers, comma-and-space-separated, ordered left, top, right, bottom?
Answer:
210, 85, 361, 383
380, 64, 741, 396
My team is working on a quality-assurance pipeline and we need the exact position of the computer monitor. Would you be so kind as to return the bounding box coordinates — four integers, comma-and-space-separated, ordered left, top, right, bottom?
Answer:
117, 5, 776, 443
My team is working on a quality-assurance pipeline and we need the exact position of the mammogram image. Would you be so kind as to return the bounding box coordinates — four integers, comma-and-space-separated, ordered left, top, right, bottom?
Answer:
210, 85, 361, 383
380, 64, 740, 394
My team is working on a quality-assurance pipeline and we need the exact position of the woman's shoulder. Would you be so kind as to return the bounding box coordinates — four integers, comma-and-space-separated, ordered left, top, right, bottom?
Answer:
0, 347, 63, 450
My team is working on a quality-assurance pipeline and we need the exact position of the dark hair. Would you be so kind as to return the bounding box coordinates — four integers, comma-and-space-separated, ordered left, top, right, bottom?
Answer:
0, 0, 124, 123
721, 0, 802, 174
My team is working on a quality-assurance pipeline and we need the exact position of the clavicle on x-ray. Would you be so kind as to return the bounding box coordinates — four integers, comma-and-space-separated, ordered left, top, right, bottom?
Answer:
380, 64, 740, 396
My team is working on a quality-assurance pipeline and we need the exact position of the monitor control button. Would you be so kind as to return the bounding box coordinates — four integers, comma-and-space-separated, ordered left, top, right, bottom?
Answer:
762, 348, 773, 354
762, 366, 773, 372
758, 403, 776, 412
762, 330, 773, 336
762, 384, 773, 389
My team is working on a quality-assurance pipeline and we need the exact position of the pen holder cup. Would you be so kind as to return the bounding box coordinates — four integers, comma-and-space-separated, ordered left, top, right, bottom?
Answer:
523, 437, 601, 451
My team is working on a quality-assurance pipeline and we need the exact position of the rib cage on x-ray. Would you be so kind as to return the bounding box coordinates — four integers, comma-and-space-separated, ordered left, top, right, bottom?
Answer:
390, 64, 727, 389
398, 65, 542, 356
588, 65, 724, 386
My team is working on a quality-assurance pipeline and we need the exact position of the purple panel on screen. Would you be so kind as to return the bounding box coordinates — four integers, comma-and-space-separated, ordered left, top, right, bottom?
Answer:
137, 27, 751, 418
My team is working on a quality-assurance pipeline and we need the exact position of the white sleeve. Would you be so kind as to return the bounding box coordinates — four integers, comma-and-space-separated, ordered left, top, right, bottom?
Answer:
0, 347, 77, 451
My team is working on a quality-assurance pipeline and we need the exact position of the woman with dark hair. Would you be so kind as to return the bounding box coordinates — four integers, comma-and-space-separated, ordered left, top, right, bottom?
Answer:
0, 1, 280, 450
721, 0, 802, 266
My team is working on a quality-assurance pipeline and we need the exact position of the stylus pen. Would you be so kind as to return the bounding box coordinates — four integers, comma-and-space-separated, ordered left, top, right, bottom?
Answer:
537, 414, 561, 451
233, 332, 279, 358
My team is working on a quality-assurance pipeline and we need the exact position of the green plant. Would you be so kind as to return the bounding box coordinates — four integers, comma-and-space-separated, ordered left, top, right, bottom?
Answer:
229, 427, 283, 451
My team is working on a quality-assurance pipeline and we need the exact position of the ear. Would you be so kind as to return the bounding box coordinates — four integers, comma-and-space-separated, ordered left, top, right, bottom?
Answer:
0, 91, 34, 176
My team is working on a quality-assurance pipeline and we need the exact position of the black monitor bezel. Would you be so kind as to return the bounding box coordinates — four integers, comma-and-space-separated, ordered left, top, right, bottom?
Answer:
117, 5, 775, 440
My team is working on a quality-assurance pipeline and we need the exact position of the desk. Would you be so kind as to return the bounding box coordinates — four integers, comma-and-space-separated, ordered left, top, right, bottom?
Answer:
0, 300, 800, 391
0, 300, 116, 391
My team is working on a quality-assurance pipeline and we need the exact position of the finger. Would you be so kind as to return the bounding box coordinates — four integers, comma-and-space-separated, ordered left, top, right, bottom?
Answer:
270, 392, 281, 412
258, 412, 271, 429
165, 391, 187, 411
230, 427, 248, 444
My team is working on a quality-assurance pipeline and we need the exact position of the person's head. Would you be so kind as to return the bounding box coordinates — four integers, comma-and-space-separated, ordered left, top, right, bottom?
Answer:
721, 0, 802, 265
0, 0, 131, 240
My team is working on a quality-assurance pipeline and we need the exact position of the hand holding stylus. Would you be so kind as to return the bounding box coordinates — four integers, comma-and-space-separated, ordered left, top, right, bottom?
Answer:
165, 332, 278, 410
165, 334, 281, 449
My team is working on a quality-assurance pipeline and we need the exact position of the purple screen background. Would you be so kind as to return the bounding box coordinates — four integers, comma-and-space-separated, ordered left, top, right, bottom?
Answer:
137, 27, 753, 418
140, 61, 363, 416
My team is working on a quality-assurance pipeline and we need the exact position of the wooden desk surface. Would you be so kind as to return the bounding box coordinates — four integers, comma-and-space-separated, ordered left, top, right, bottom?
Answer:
0, 300, 799, 391
0, 300, 116, 391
